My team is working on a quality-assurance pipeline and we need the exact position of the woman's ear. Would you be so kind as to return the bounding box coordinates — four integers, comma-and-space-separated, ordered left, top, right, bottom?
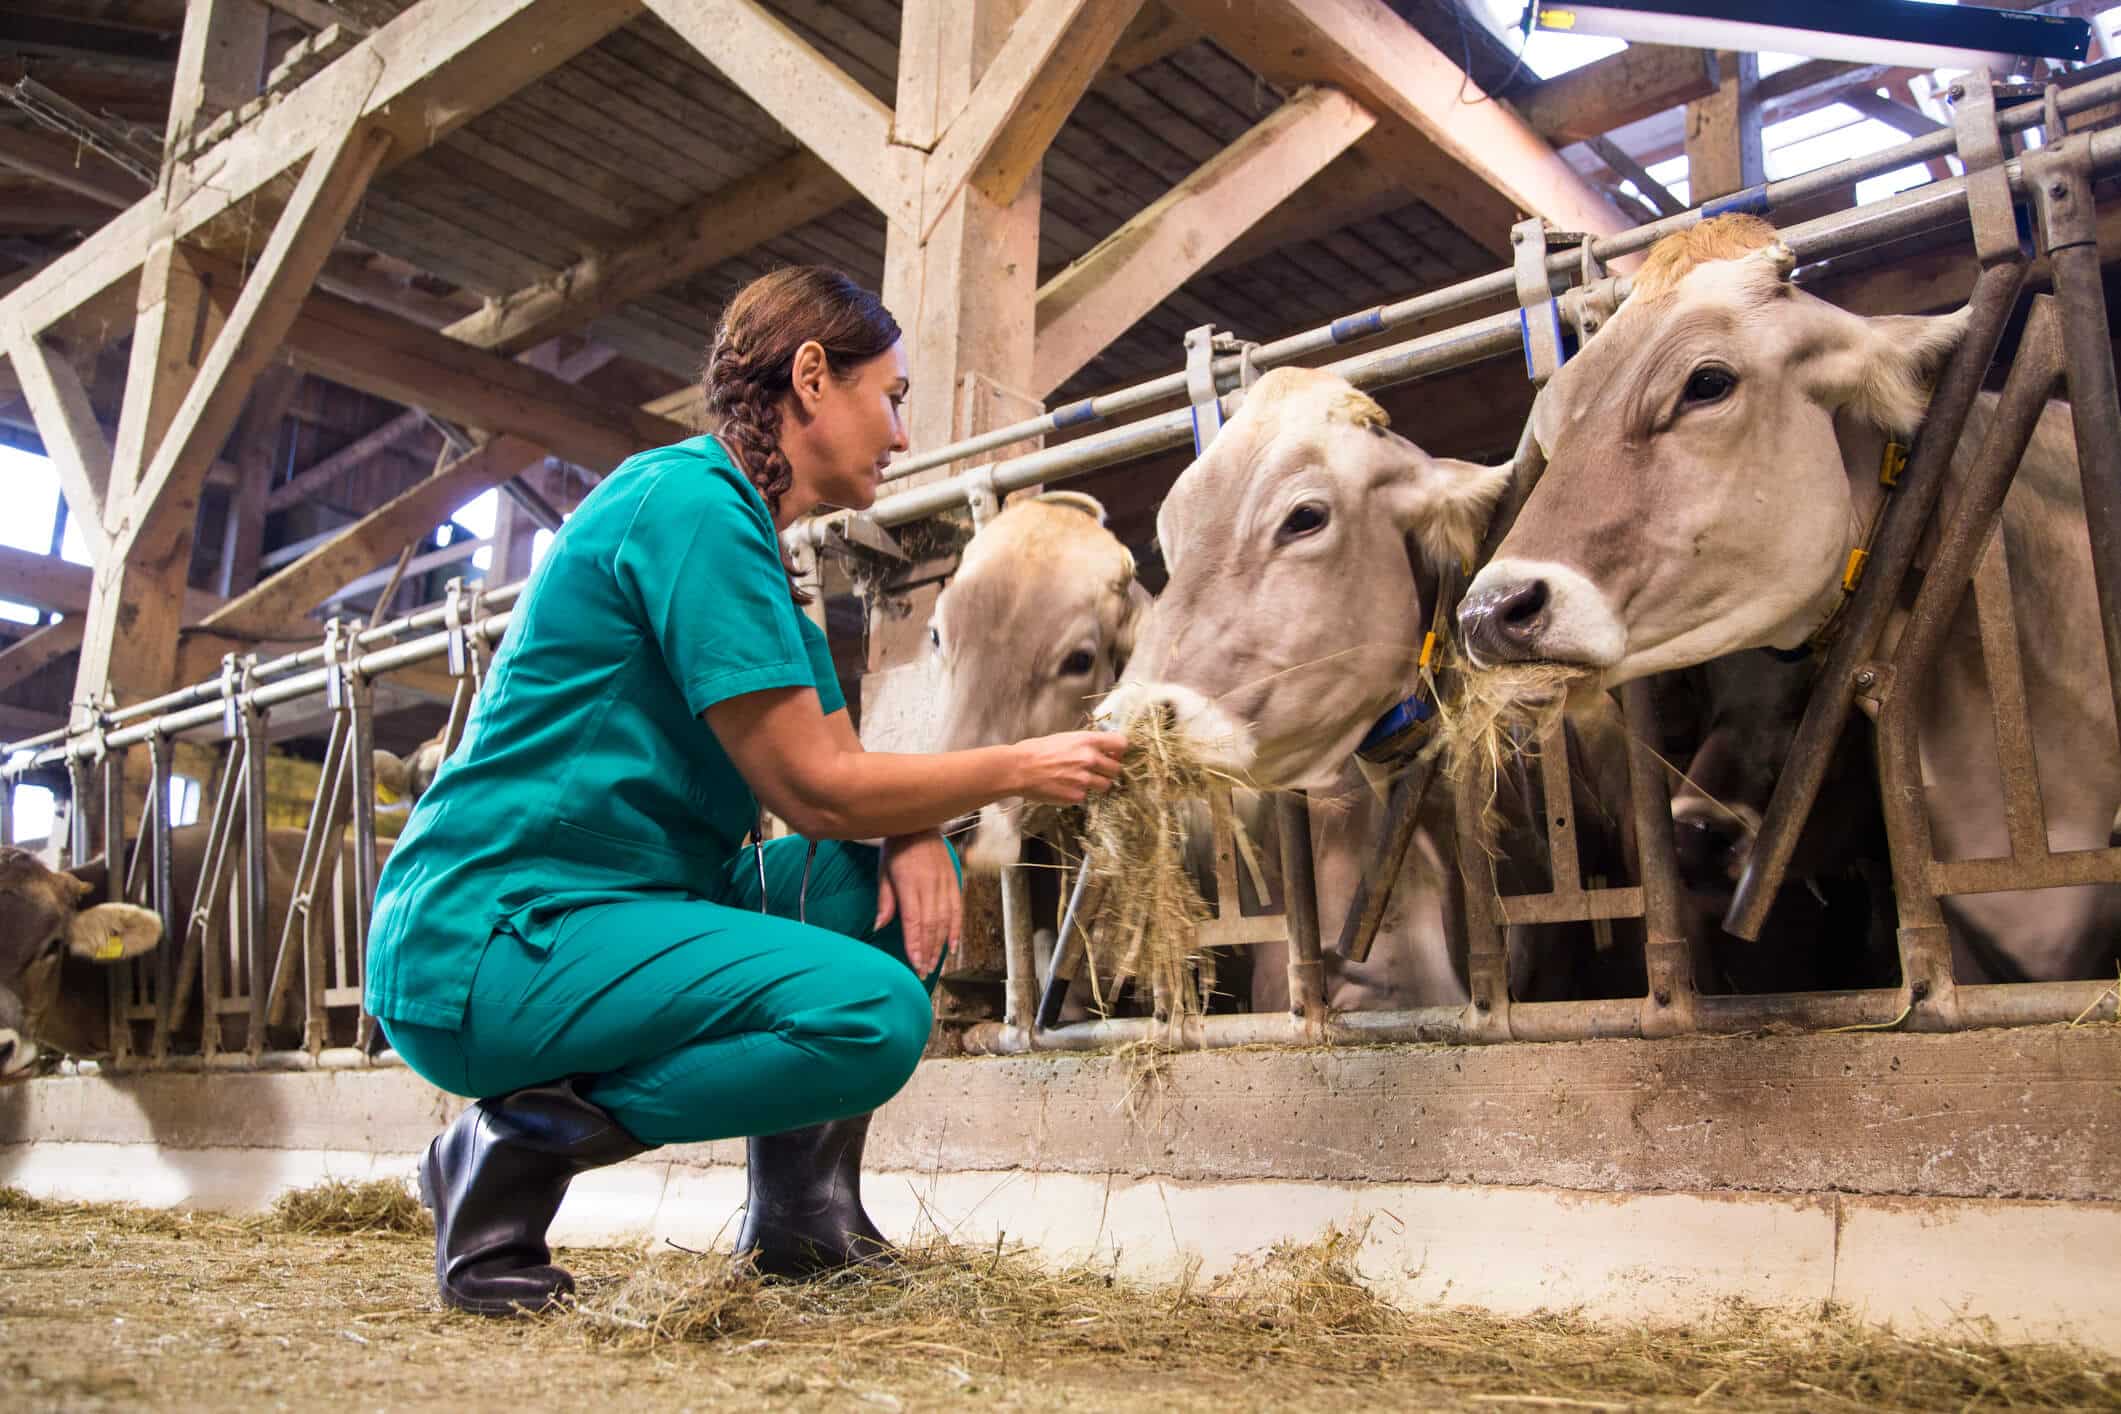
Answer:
790, 340, 829, 412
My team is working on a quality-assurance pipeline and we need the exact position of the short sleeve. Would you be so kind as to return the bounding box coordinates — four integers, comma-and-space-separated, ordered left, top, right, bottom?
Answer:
799, 615, 847, 717
614, 462, 816, 716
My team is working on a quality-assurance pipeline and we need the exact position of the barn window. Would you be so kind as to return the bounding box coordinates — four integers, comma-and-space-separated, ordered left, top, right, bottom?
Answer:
0, 599, 37, 626
7, 783, 54, 847
167, 775, 201, 829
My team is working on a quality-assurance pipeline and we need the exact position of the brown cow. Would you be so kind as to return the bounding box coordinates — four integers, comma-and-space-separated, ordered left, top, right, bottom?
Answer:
1460, 217, 2120, 983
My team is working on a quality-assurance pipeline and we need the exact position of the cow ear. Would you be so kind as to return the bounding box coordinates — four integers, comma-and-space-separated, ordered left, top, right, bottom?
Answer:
1384, 452, 1513, 571
68, 902, 163, 963
60, 858, 104, 904
1801, 304, 1972, 435
1112, 580, 1155, 675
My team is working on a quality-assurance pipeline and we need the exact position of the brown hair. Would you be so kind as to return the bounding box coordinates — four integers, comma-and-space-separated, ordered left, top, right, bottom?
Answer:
703, 267, 901, 599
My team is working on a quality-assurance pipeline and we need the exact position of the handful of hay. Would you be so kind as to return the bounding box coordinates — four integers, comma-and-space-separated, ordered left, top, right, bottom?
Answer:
1075, 709, 1230, 1025
1433, 659, 1594, 841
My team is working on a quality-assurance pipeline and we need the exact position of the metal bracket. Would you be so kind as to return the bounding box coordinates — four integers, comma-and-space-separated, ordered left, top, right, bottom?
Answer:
220, 653, 244, 739
2027, 134, 2099, 259
442, 576, 483, 679
1184, 324, 1226, 452
323, 617, 349, 711
1512, 218, 1569, 386
964, 466, 1001, 531
829, 515, 908, 561
1950, 70, 2023, 268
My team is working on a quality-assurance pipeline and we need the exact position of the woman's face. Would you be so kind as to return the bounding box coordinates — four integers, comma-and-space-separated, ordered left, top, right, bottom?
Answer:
782, 338, 910, 522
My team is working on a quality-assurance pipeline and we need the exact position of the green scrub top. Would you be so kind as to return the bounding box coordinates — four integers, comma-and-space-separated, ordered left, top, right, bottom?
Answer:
364, 435, 845, 1030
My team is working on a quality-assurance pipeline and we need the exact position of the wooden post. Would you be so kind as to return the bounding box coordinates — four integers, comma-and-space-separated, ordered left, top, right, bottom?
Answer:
1684, 52, 1763, 205
876, 0, 1046, 673
166, 0, 270, 162
219, 366, 300, 596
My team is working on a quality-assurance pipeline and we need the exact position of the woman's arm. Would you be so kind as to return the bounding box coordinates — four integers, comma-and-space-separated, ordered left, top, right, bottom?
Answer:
706, 687, 1125, 841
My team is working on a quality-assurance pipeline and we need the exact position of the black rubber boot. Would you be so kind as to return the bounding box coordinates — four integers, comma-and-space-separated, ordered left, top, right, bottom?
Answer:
734, 1112, 893, 1279
417, 1078, 649, 1316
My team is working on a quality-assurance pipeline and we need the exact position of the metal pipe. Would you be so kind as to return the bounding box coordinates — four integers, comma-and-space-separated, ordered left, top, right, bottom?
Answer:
1725, 256, 2033, 939
1277, 793, 1326, 1032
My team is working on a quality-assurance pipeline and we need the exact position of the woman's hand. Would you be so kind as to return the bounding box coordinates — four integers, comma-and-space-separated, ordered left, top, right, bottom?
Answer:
876, 831, 960, 975
1012, 731, 1130, 805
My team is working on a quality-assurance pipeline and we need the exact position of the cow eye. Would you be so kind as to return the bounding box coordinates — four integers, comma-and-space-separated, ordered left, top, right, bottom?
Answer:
928, 625, 942, 652
1058, 650, 1096, 678
1278, 504, 1328, 542
1683, 367, 1736, 405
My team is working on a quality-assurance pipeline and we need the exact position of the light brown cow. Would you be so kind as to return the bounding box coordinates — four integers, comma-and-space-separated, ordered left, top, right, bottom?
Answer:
0, 826, 380, 1078
928, 489, 1467, 1011
373, 731, 450, 809
931, 492, 1151, 870
1460, 216, 2120, 983
1101, 366, 1510, 788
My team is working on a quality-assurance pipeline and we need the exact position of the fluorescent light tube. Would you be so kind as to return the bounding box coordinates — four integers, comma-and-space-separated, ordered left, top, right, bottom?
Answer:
1527, 1, 2090, 74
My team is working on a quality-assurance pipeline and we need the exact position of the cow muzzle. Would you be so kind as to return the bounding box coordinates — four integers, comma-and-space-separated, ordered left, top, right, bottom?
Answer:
1096, 681, 1255, 773
1458, 559, 1627, 671
0, 1027, 36, 1081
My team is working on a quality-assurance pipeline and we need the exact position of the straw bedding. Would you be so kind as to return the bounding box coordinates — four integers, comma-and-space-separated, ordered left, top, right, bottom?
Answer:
5, 1184, 2114, 1411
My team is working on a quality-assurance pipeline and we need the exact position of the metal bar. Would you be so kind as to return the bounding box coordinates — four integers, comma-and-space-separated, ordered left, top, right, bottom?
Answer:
999, 862, 1038, 1034
1037, 858, 1097, 1032
1334, 754, 1436, 965
345, 669, 381, 1056
1453, 767, 1513, 1040
99, 749, 127, 1066
268, 709, 350, 1030
1726, 257, 2034, 939
1930, 847, 2121, 895
1535, 718, 1581, 896
239, 697, 270, 1055
1495, 886, 1646, 927
146, 733, 175, 1053
186, 744, 242, 1060
1968, 535, 2050, 864
1276, 793, 1326, 1031
2031, 135, 2121, 759
1875, 300, 2068, 1031
1621, 678, 1694, 1038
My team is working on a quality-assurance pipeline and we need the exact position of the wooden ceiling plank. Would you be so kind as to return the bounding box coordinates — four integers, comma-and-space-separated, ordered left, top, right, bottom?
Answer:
1033, 84, 1376, 396
920, 0, 1144, 239
441, 150, 855, 357
1167, 0, 1626, 258
641, 0, 916, 226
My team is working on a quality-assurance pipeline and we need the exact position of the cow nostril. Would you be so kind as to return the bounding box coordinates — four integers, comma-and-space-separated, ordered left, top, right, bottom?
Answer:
1155, 701, 1178, 733
0, 1037, 15, 1072
1497, 579, 1550, 638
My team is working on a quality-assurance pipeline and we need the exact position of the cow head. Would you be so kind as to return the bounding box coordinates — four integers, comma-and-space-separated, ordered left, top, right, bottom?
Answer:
1461, 216, 1970, 686
930, 493, 1150, 865
1100, 366, 1509, 788
0, 847, 162, 1080
373, 731, 447, 809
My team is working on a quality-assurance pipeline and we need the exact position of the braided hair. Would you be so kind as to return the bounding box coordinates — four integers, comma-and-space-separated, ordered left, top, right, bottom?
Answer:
702, 267, 902, 601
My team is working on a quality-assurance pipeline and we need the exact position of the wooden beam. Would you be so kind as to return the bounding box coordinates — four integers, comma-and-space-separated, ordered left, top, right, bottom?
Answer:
264, 407, 425, 512
441, 151, 855, 356
201, 433, 542, 639
1685, 52, 1763, 204
219, 365, 301, 595
1587, 136, 1685, 218
0, 0, 643, 344
1098, 2, 1195, 77
641, 0, 916, 225
1512, 45, 1716, 145
921, 0, 1144, 237
0, 618, 83, 698
124, 118, 393, 556
0, 127, 151, 210
5, 332, 113, 561
1033, 85, 1377, 395
0, 544, 93, 616
166, 0, 269, 157
280, 292, 689, 471
1841, 87, 1945, 137
1166, 0, 1626, 259
106, 238, 218, 542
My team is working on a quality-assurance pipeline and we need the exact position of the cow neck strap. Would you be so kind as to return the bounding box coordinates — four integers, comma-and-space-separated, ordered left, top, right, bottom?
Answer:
1357, 561, 1461, 765
1764, 437, 1909, 664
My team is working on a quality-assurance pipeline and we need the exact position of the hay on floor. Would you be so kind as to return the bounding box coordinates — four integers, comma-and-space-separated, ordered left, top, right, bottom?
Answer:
266, 1177, 431, 1236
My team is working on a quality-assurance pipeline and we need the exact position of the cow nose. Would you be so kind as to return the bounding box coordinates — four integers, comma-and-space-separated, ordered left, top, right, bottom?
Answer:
1673, 811, 1745, 888
1459, 578, 1551, 664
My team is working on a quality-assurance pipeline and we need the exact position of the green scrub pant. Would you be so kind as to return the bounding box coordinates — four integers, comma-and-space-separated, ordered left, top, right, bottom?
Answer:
383, 837, 948, 1146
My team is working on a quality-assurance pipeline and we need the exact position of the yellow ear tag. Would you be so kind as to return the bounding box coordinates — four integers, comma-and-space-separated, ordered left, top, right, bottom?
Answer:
96, 934, 127, 961
377, 784, 401, 805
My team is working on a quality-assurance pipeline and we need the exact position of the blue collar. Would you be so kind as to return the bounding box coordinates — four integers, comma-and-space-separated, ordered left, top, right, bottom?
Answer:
1357, 691, 1437, 764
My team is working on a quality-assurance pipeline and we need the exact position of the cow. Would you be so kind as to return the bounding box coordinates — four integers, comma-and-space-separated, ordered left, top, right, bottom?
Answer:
1458, 214, 2121, 984
0, 825, 378, 1079
931, 472, 1468, 1013
373, 730, 450, 809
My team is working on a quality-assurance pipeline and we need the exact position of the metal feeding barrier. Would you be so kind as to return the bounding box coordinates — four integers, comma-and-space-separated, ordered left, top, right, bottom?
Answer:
6, 70, 2121, 1071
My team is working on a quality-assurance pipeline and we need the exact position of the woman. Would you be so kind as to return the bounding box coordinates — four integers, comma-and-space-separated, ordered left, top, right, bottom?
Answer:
365, 267, 1128, 1316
